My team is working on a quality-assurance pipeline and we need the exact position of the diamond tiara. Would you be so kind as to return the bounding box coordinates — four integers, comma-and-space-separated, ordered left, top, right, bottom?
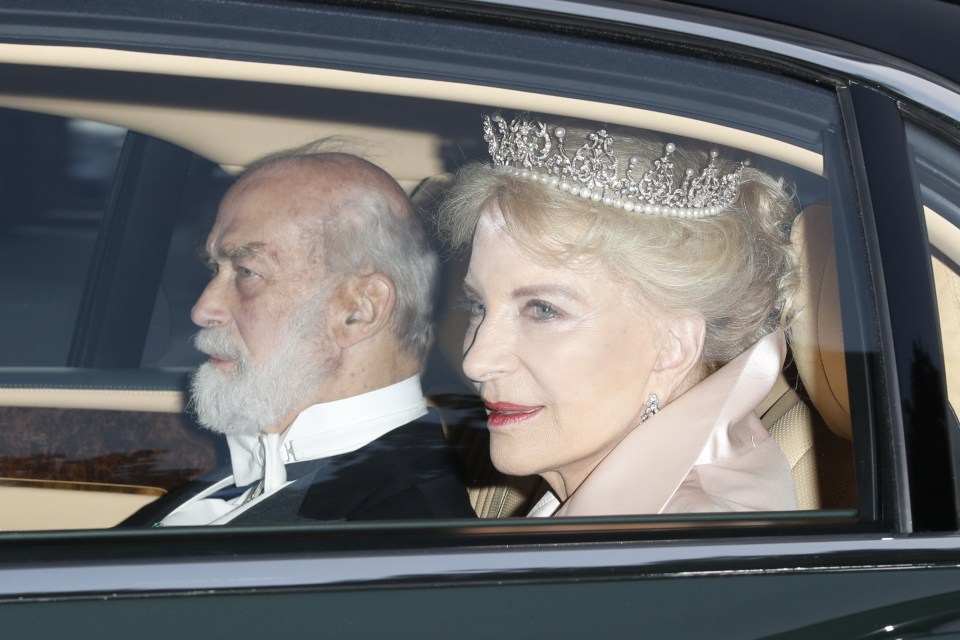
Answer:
482, 113, 749, 218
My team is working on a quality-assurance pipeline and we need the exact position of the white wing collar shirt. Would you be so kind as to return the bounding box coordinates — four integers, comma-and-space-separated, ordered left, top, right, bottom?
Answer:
161, 375, 428, 526
528, 331, 798, 518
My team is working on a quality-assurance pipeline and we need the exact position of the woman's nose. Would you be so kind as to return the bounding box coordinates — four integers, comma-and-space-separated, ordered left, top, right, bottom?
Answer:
190, 277, 230, 328
462, 313, 515, 382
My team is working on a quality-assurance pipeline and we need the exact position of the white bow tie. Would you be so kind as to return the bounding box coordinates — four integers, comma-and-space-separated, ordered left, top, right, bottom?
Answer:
228, 431, 289, 493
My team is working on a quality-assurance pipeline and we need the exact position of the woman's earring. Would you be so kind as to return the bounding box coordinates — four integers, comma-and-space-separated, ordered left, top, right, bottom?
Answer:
640, 393, 660, 423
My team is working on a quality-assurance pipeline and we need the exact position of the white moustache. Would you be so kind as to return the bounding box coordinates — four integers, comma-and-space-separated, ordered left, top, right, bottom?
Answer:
192, 329, 244, 361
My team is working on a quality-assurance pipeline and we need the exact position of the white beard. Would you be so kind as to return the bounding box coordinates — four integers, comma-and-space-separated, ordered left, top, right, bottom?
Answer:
189, 305, 336, 437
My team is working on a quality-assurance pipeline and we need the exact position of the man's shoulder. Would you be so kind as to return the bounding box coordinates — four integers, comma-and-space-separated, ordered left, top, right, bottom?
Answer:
297, 418, 475, 520
312, 418, 455, 487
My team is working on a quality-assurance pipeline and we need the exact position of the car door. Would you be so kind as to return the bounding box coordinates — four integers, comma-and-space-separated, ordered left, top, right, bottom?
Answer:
0, 1, 958, 638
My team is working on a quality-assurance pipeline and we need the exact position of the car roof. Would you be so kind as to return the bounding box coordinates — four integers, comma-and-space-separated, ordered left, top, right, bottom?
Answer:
663, 0, 960, 84
449, 0, 960, 88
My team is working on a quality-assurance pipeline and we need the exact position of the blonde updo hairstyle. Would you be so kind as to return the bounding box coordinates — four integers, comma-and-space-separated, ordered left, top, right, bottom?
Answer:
438, 117, 800, 378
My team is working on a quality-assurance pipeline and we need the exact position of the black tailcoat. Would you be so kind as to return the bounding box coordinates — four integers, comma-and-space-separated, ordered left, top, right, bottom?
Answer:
121, 420, 475, 526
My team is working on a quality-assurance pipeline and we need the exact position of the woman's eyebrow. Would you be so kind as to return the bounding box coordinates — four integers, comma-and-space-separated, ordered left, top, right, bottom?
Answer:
512, 284, 583, 302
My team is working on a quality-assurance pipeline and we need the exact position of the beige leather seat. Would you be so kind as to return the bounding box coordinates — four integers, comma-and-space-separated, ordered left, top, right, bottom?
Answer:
930, 225, 960, 414
763, 200, 857, 510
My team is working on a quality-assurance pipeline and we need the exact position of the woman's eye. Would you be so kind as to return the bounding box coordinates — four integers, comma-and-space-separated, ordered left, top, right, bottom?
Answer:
529, 300, 559, 320
456, 296, 485, 318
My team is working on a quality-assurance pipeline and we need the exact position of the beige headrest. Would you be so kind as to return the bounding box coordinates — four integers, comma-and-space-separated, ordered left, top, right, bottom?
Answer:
933, 257, 960, 410
789, 201, 852, 440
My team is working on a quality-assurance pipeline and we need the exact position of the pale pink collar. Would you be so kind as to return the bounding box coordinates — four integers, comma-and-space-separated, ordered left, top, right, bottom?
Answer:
555, 330, 787, 517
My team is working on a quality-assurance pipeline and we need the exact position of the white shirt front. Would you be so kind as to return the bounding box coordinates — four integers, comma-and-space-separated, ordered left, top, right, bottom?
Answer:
161, 376, 428, 526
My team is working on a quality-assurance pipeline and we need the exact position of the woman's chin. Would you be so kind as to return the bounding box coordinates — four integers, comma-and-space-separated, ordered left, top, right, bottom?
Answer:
489, 441, 538, 479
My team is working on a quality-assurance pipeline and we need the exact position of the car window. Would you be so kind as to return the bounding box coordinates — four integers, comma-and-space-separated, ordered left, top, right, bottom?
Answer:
0, 111, 230, 530
0, 107, 125, 365
0, 16, 875, 533
4, 3, 960, 630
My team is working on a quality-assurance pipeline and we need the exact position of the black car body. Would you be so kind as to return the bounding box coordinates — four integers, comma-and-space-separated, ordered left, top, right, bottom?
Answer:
1, 1, 959, 637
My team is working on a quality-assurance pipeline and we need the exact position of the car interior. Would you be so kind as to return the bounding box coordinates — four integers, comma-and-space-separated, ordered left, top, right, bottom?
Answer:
0, 41, 927, 530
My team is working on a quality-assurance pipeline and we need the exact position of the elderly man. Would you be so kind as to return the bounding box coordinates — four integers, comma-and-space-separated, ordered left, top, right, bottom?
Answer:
125, 150, 474, 526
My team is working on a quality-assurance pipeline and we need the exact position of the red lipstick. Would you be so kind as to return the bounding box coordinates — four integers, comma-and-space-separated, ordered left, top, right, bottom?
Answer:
484, 401, 543, 428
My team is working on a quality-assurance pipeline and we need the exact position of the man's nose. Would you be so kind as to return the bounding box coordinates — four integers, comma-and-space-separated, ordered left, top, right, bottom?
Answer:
462, 313, 516, 383
190, 277, 230, 328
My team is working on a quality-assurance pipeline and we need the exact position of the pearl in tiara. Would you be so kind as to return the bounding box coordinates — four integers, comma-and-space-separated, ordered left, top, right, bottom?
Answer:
482, 113, 749, 218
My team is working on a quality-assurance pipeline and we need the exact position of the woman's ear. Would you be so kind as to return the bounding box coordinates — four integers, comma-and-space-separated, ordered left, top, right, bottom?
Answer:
651, 315, 706, 399
332, 273, 397, 348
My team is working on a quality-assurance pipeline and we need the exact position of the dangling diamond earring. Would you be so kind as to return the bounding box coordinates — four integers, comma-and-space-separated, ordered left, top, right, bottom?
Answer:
640, 393, 660, 423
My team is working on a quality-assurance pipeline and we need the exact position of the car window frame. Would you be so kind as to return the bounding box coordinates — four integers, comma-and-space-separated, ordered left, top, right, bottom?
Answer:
0, 5, 876, 524
0, 0, 956, 603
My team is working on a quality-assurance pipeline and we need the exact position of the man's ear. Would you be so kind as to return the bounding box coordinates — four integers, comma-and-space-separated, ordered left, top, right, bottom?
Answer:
650, 315, 706, 400
332, 273, 397, 348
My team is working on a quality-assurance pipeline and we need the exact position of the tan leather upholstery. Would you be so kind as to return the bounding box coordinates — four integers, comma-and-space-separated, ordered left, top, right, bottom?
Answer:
763, 200, 856, 510
788, 201, 852, 440
932, 255, 960, 412
762, 385, 856, 510
0, 479, 163, 531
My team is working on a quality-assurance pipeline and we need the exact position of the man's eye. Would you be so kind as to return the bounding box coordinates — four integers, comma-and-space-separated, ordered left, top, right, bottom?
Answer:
529, 300, 559, 321
456, 296, 485, 318
236, 266, 256, 279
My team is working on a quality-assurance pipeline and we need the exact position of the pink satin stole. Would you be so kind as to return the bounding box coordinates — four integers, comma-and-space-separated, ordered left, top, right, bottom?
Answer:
556, 330, 786, 517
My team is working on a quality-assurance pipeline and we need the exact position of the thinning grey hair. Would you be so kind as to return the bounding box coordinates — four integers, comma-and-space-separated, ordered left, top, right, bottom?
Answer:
320, 189, 438, 359
240, 143, 438, 360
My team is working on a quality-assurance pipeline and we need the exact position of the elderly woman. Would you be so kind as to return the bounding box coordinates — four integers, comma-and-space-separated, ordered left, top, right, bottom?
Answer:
438, 113, 800, 517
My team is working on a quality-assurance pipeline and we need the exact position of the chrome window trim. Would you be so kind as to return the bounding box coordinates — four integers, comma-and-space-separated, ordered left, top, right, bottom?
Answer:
2, 532, 957, 598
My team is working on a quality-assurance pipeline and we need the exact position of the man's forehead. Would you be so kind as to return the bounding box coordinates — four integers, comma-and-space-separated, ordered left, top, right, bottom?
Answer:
206, 188, 311, 257
204, 201, 287, 259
